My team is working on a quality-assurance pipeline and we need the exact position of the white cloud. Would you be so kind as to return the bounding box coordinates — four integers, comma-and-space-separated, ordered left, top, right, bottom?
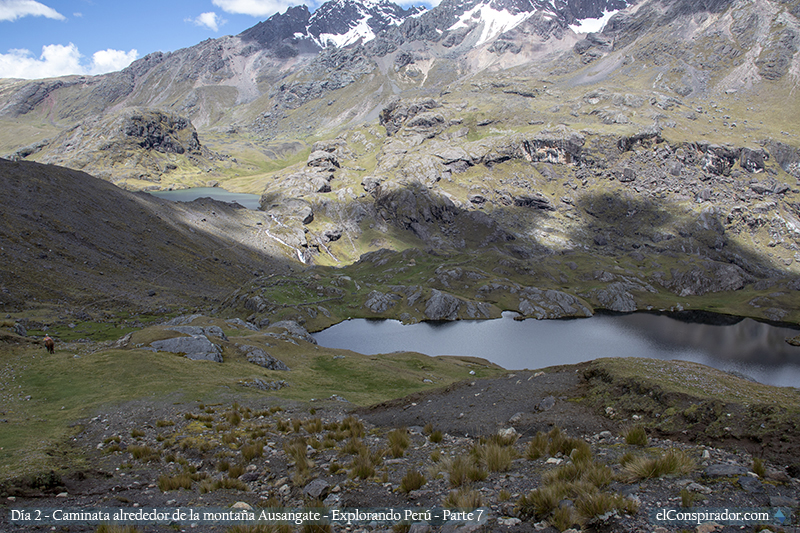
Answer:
212, 0, 299, 17
88, 48, 139, 75
0, 0, 65, 22
188, 11, 224, 32
0, 43, 138, 79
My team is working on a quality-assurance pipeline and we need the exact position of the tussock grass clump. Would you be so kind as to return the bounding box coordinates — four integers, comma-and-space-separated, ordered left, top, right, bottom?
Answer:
96, 525, 143, 533
157, 473, 193, 491
400, 469, 427, 493
681, 488, 701, 507
340, 437, 366, 456
217, 459, 230, 472
623, 449, 696, 482
443, 487, 483, 509
387, 428, 411, 458
575, 491, 638, 523
526, 427, 591, 461
472, 442, 516, 472
340, 416, 364, 439
753, 457, 766, 477
518, 442, 638, 526
623, 426, 649, 446
226, 411, 242, 426
284, 438, 310, 471
156, 419, 174, 428
178, 436, 213, 453
128, 445, 160, 462
444, 456, 487, 487
423, 423, 434, 435
551, 506, 579, 532
200, 477, 248, 493
304, 417, 323, 434
347, 443, 383, 480
228, 463, 246, 478
131, 428, 145, 439
516, 481, 570, 520
482, 431, 518, 447
349, 449, 377, 480
429, 430, 443, 444
241, 442, 263, 462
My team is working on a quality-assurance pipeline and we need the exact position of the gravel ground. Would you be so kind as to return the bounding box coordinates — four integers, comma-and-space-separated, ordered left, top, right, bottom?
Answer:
2, 367, 798, 533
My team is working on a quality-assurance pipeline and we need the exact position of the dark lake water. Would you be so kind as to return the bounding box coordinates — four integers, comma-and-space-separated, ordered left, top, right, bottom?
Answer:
313, 312, 800, 388
149, 188, 261, 210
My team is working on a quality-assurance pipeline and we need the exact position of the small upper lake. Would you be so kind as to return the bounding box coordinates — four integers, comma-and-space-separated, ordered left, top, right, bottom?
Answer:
149, 188, 261, 210
313, 312, 800, 388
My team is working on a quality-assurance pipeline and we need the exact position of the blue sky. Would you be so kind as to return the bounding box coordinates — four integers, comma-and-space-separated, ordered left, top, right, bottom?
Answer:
0, 0, 363, 79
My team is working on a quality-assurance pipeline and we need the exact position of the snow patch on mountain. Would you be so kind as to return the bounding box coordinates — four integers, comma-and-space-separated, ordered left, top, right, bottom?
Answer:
569, 9, 619, 34
448, 2, 542, 47
314, 16, 378, 47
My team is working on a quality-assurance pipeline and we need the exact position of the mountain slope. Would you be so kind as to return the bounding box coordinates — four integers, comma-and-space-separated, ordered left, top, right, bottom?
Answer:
0, 159, 292, 312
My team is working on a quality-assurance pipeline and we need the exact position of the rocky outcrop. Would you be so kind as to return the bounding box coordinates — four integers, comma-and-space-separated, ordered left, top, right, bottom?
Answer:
150, 335, 223, 362
364, 290, 401, 313
166, 325, 228, 341
269, 320, 318, 344
238, 344, 290, 370
663, 262, 751, 297
379, 98, 440, 136
123, 111, 201, 154
424, 289, 494, 320
516, 287, 593, 319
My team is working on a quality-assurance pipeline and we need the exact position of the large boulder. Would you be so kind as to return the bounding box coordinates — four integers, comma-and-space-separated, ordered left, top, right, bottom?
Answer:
150, 335, 223, 362
238, 344, 290, 370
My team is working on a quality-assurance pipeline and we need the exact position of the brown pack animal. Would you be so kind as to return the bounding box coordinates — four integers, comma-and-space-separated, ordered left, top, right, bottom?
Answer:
44, 335, 55, 354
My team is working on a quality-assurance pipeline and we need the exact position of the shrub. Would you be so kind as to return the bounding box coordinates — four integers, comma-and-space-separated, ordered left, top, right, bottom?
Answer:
400, 469, 427, 493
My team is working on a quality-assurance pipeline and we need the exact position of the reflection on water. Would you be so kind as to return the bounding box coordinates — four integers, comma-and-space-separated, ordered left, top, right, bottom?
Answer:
313, 312, 800, 388
149, 188, 261, 210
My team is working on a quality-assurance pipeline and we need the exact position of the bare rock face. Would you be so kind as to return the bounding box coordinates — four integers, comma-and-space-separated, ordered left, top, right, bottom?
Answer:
517, 287, 593, 318
123, 111, 201, 154
665, 262, 751, 297
425, 289, 462, 320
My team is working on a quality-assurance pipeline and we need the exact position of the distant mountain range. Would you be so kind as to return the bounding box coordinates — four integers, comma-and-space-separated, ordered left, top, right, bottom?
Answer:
2, 0, 800, 326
